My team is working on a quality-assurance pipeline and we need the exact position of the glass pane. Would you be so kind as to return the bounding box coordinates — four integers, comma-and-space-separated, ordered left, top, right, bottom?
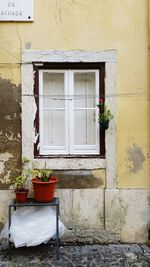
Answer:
74, 72, 96, 108
43, 110, 65, 146
74, 110, 96, 145
43, 72, 65, 108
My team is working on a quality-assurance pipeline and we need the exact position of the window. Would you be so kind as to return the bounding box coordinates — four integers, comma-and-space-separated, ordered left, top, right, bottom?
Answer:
34, 63, 105, 157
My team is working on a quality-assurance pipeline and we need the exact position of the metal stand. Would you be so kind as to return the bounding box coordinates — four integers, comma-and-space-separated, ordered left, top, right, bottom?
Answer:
8, 197, 60, 260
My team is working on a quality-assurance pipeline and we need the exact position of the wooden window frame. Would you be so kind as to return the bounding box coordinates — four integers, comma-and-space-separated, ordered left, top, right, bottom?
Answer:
33, 62, 105, 158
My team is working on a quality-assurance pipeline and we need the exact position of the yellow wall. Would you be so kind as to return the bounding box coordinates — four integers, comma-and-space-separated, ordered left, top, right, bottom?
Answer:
0, 0, 149, 188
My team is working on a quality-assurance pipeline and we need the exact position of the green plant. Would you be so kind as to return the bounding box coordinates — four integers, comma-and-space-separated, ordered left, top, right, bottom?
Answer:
0, 157, 31, 191
14, 157, 31, 191
33, 163, 53, 182
97, 98, 113, 123
14, 175, 28, 191
33, 169, 53, 182
1, 156, 54, 188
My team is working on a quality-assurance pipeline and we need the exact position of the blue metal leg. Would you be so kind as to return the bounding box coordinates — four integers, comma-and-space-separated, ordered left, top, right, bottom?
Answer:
56, 202, 59, 260
8, 205, 11, 260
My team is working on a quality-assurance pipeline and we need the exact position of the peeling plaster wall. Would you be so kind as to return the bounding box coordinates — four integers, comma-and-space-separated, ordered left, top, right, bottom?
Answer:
0, 78, 21, 188
127, 144, 146, 174
0, 191, 14, 228
0, 0, 150, 243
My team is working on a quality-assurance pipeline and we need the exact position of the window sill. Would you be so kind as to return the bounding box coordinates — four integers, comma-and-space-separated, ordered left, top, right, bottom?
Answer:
32, 157, 106, 170
34, 155, 105, 159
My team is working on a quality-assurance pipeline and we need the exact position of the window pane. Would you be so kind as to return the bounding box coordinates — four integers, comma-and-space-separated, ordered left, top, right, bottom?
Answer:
43, 110, 65, 146
43, 72, 65, 108
74, 110, 96, 145
74, 72, 96, 108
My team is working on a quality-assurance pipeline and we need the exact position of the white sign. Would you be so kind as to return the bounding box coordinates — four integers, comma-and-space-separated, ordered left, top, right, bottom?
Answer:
0, 0, 34, 21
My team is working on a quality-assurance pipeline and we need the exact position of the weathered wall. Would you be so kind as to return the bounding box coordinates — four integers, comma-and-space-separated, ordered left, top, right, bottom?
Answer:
59, 188, 150, 243
0, 0, 150, 243
0, 77, 21, 188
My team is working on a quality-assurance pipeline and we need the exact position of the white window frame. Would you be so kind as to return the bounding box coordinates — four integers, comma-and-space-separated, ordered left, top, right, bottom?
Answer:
22, 50, 117, 188
69, 69, 99, 155
39, 70, 69, 155
39, 69, 100, 155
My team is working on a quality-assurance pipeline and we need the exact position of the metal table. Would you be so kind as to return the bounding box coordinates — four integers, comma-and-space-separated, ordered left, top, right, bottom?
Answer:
8, 197, 60, 260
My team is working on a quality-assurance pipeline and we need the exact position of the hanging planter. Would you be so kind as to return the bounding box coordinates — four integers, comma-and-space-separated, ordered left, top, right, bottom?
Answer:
100, 120, 109, 130
32, 168, 58, 202
97, 98, 113, 131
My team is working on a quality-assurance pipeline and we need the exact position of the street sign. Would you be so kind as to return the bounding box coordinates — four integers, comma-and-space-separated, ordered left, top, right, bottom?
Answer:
0, 0, 34, 21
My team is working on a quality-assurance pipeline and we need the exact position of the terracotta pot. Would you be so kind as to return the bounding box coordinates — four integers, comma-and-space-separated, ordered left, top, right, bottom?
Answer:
15, 189, 29, 203
32, 176, 58, 202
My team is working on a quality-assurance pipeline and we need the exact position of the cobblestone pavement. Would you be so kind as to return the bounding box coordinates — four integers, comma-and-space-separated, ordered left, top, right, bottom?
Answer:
0, 244, 150, 267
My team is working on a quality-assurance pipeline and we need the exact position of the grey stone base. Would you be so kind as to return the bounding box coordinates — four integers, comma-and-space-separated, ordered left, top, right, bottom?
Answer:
61, 229, 120, 244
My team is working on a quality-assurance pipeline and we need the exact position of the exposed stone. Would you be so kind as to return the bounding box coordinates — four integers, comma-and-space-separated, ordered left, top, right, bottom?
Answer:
0, 190, 14, 224
25, 41, 32, 49
127, 144, 146, 173
57, 189, 104, 230
105, 189, 121, 234
0, 222, 4, 233
0, 78, 21, 189
60, 229, 120, 244
120, 189, 150, 243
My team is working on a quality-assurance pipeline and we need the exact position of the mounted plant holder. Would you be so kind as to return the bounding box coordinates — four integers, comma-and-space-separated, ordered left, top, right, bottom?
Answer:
100, 120, 109, 130
97, 98, 113, 130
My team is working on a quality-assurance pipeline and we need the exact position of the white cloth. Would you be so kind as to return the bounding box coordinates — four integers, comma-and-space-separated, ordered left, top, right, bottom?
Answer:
0, 206, 66, 248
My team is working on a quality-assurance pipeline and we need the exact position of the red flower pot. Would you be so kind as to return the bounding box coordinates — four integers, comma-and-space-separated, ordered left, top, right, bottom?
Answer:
15, 189, 29, 203
32, 176, 58, 202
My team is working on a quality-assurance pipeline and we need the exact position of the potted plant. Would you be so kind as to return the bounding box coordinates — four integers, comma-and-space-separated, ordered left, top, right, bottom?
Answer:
13, 157, 31, 202
97, 98, 113, 130
0, 157, 31, 202
32, 166, 58, 202
14, 175, 29, 203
